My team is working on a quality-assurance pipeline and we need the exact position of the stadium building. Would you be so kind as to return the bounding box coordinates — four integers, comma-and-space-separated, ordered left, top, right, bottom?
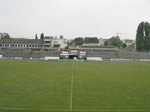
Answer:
1, 36, 150, 59
0, 36, 68, 51
0, 36, 119, 59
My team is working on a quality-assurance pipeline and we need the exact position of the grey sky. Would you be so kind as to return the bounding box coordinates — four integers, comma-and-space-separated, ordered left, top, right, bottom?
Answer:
0, 0, 150, 39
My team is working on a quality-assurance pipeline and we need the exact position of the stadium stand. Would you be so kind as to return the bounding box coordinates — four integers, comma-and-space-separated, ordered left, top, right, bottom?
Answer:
1, 50, 150, 59
87, 51, 117, 58
118, 50, 150, 59
0, 50, 59, 58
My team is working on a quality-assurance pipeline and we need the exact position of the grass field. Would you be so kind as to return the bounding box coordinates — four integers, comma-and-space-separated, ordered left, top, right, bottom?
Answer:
0, 60, 150, 112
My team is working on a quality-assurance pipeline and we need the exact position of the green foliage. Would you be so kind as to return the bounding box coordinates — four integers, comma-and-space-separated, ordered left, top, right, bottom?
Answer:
136, 21, 150, 52
122, 43, 127, 49
70, 37, 83, 45
84, 37, 99, 43
136, 22, 145, 51
65, 41, 70, 49
104, 40, 109, 46
71, 37, 99, 46
104, 36, 122, 48
144, 22, 150, 52
74, 37, 84, 45
65, 46, 69, 49
40, 33, 44, 39
1, 34, 11, 39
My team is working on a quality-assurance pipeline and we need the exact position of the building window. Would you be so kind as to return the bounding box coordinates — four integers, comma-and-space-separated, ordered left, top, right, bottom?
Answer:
11, 44, 14, 47
45, 45, 51, 47
45, 41, 51, 44
5, 44, 9, 47
45, 37, 50, 39
38, 45, 43, 47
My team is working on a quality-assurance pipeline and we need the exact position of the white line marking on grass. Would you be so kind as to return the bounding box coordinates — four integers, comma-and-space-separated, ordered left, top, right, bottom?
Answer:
0, 107, 69, 111
0, 107, 149, 112
72, 109, 150, 112
70, 60, 75, 111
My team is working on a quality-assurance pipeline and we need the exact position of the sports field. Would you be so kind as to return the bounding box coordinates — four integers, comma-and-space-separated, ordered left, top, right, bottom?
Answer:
0, 60, 150, 112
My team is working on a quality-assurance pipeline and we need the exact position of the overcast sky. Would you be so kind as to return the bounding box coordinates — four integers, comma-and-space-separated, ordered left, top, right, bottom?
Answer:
0, 0, 150, 39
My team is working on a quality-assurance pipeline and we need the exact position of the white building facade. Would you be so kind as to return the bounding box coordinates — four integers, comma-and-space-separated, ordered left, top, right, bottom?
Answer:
0, 36, 68, 51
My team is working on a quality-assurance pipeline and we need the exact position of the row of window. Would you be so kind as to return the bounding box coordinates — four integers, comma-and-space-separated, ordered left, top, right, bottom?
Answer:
0, 44, 44, 48
88, 49, 116, 52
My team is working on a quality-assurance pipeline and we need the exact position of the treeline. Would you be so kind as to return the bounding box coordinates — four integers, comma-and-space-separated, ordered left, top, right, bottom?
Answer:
35, 33, 44, 39
0, 34, 11, 39
104, 36, 126, 48
136, 21, 150, 52
71, 36, 127, 48
71, 37, 99, 45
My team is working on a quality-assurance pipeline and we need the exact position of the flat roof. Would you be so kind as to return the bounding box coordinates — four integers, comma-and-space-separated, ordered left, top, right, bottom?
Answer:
0, 39, 44, 44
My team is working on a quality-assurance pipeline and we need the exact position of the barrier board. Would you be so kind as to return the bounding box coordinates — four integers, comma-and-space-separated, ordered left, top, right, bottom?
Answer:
87, 57, 103, 61
45, 57, 59, 61
31, 57, 41, 60
22, 57, 31, 60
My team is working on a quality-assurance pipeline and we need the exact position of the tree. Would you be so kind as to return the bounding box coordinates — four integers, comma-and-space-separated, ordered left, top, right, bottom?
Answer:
144, 22, 150, 52
84, 37, 99, 43
72, 37, 84, 45
104, 40, 110, 46
1, 34, 11, 39
136, 22, 145, 51
40, 33, 44, 39
104, 36, 122, 48
122, 43, 127, 49
136, 21, 150, 52
35, 34, 38, 40
71, 37, 99, 45
65, 41, 70, 49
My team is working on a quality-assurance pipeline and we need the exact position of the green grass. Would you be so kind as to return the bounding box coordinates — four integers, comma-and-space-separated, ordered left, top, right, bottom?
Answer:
0, 60, 150, 112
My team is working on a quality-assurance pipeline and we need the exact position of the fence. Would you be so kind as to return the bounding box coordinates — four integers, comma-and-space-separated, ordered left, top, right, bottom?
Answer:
1, 56, 150, 62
